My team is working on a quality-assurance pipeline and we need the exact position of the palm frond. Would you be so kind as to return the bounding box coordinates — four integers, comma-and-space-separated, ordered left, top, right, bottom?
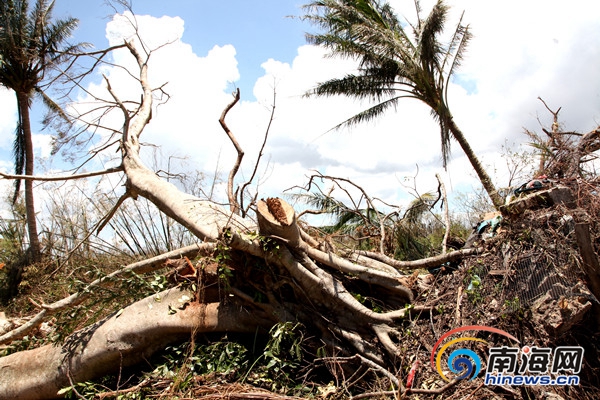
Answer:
416, 0, 446, 74
528, 141, 554, 158
294, 191, 383, 235
304, 0, 408, 61
35, 85, 70, 123
442, 13, 471, 107
308, 70, 411, 100
440, 11, 470, 78
292, 191, 349, 216
43, 18, 78, 55
1, 0, 80, 92
403, 192, 436, 224
303, 0, 470, 166
426, 100, 452, 166
331, 209, 362, 231
329, 95, 407, 130
12, 114, 25, 204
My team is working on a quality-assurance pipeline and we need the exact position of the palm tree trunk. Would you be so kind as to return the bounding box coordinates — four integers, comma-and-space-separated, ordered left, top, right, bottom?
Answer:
16, 91, 42, 262
448, 117, 504, 209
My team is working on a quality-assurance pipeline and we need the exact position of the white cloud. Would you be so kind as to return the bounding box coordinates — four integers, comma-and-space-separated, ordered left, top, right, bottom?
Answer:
71, 3, 600, 214
32, 134, 53, 159
449, 0, 600, 129
0, 88, 17, 152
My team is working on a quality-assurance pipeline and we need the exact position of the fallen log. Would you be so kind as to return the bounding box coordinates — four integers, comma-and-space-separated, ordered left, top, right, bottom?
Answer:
0, 288, 273, 400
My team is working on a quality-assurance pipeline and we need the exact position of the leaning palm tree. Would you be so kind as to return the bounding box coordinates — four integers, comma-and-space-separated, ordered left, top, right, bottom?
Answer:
0, 0, 80, 261
303, 0, 503, 208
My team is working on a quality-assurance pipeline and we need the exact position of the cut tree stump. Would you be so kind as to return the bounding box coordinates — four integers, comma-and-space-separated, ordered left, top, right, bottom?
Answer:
500, 185, 575, 217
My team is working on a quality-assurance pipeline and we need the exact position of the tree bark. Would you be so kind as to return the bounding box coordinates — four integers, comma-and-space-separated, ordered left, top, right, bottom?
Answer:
220, 88, 243, 215
0, 288, 274, 400
574, 222, 600, 301
16, 90, 42, 262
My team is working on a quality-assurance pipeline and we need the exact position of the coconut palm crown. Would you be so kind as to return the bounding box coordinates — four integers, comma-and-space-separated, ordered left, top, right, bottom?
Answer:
303, 0, 502, 208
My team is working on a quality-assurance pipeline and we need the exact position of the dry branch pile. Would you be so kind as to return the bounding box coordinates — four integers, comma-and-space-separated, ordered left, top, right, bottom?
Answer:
398, 178, 600, 400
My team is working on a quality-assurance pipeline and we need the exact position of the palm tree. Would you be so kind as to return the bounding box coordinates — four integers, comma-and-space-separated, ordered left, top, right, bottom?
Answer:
295, 190, 442, 258
303, 0, 503, 208
0, 0, 80, 261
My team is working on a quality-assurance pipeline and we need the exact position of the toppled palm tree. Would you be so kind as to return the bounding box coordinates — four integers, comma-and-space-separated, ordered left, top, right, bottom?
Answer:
303, 0, 503, 208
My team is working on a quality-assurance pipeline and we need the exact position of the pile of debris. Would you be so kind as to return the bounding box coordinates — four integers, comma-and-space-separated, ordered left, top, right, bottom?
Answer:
411, 175, 600, 399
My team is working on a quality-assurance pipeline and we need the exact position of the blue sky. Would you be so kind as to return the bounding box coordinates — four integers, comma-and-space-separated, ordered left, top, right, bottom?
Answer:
53, 0, 310, 101
1, 0, 600, 220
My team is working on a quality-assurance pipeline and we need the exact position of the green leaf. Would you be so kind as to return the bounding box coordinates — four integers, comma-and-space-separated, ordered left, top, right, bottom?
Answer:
57, 387, 72, 395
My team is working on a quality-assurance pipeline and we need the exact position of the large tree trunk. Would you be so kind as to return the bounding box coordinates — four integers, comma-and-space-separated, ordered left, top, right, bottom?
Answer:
16, 90, 42, 262
0, 287, 274, 400
0, 192, 432, 399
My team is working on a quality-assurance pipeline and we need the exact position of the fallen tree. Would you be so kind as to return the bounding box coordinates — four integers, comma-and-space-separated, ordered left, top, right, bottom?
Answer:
0, 287, 274, 399
0, 39, 465, 399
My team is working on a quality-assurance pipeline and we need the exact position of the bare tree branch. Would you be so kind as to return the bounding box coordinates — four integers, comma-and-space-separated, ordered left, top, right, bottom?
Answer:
0, 166, 122, 182
239, 86, 277, 217
219, 88, 244, 215
436, 173, 451, 253
352, 247, 482, 270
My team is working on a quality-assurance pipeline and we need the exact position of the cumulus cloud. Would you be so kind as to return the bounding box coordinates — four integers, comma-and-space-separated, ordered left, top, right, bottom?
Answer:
71, 12, 242, 171
0, 88, 17, 152
69, 2, 600, 212
445, 0, 600, 133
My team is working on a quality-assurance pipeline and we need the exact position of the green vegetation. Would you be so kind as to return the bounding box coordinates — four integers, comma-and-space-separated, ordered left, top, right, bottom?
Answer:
0, 0, 84, 261
296, 189, 471, 260
0, 201, 27, 303
59, 322, 312, 399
